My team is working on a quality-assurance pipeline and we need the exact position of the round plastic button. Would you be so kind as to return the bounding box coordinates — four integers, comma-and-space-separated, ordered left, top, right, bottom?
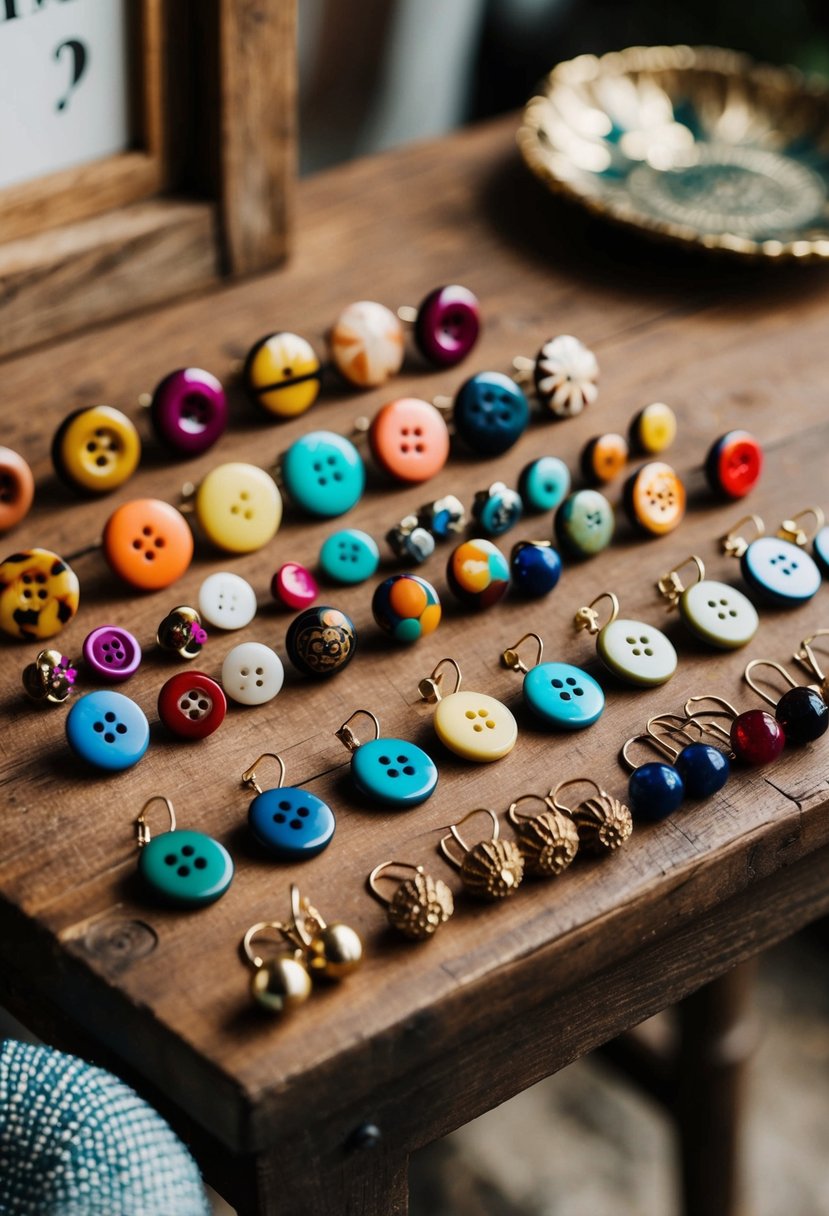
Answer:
52, 405, 141, 494
0, 548, 80, 641
139, 829, 234, 906
329, 300, 404, 388
319, 529, 379, 585
65, 690, 150, 771
453, 372, 530, 456
272, 562, 318, 610
705, 431, 763, 499
510, 541, 562, 597
369, 398, 450, 484
150, 368, 228, 457
534, 335, 599, 417
372, 574, 441, 643
679, 580, 759, 649
244, 331, 322, 418
351, 738, 438, 806
414, 284, 480, 367
623, 461, 686, 536
158, 671, 226, 739
248, 787, 335, 859
814, 525, 829, 576
741, 537, 821, 605
433, 691, 517, 762
0, 448, 35, 533
518, 456, 571, 513
554, 490, 614, 558
581, 433, 628, 484
472, 483, 522, 537
629, 402, 677, 454
523, 662, 604, 729
222, 642, 284, 706
195, 462, 282, 554
103, 498, 193, 591
282, 431, 365, 518
446, 538, 510, 609
286, 606, 357, 677
597, 619, 677, 687
83, 625, 142, 681
198, 571, 257, 630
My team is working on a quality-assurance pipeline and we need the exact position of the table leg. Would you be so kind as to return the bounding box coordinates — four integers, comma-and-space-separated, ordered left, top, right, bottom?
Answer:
233, 1144, 409, 1216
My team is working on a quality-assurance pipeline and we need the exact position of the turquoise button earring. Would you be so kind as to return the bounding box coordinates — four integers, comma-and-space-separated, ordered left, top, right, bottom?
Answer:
335, 709, 438, 808
518, 456, 571, 513
656, 554, 758, 650
721, 511, 822, 606
135, 796, 233, 907
500, 632, 604, 730
574, 592, 677, 687
242, 753, 336, 859
281, 431, 366, 518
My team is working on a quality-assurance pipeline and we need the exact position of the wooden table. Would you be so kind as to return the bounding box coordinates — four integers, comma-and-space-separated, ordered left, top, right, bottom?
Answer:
1, 115, 828, 1216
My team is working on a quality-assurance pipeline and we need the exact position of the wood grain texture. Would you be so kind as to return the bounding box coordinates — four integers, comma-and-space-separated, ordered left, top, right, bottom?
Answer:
1, 115, 829, 1209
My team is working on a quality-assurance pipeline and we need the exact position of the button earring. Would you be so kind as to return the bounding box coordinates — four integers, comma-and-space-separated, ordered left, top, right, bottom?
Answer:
0, 547, 81, 640
452, 371, 530, 456
156, 606, 208, 660
509, 541, 563, 598
243, 331, 322, 419
721, 511, 823, 606
744, 659, 829, 745
574, 591, 677, 687
363, 397, 450, 485
446, 538, 510, 609
367, 861, 454, 940
51, 405, 141, 495
398, 284, 481, 368
548, 779, 633, 852
148, 367, 228, 455
241, 752, 335, 860
506, 794, 580, 878
222, 642, 284, 707
329, 300, 405, 388
22, 648, 77, 704
518, 455, 571, 514
500, 632, 604, 730
580, 432, 629, 485
184, 460, 282, 554
471, 481, 523, 538
622, 461, 686, 537
438, 807, 524, 900
371, 573, 441, 643
514, 333, 599, 418
335, 709, 438, 808
628, 402, 677, 456
157, 671, 226, 740
135, 796, 234, 907
554, 489, 615, 559
705, 430, 763, 499
286, 606, 357, 678
66, 690, 150, 771
418, 657, 518, 762
279, 430, 365, 518
0, 447, 35, 533
656, 554, 758, 649
243, 921, 312, 1014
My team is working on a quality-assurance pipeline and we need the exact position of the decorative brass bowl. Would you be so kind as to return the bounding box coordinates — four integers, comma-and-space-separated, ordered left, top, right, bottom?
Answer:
518, 45, 829, 260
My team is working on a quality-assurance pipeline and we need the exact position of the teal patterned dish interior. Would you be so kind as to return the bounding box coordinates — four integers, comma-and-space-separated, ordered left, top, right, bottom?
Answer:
518, 45, 829, 260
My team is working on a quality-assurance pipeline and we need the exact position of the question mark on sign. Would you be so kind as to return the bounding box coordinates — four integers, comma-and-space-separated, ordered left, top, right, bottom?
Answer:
54, 39, 88, 112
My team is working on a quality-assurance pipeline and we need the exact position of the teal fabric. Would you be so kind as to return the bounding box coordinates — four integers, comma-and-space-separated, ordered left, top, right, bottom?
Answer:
0, 1040, 210, 1215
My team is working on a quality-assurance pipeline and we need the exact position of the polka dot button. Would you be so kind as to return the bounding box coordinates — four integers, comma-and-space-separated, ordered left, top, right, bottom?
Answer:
221, 642, 284, 706
272, 562, 318, 610
158, 671, 226, 739
597, 619, 677, 687
679, 580, 759, 649
139, 829, 234, 906
453, 372, 530, 456
0, 548, 80, 641
51, 405, 141, 494
65, 690, 150, 771
369, 398, 450, 484
150, 368, 228, 457
198, 572, 257, 630
319, 529, 379, 584
629, 403, 677, 454
83, 625, 142, 681
195, 462, 282, 554
555, 490, 614, 558
519, 456, 571, 513
523, 662, 604, 730
329, 300, 404, 388
705, 431, 763, 499
414, 284, 480, 367
248, 788, 335, 859
0, 448, 34, 533
433, 691, 517, 762
282, 432, 365, 517
351, 738, 438, 807
741, 537, 821, 605
102, 499, 193, 591
244, 331, 322, 418
624, 462, 686, 536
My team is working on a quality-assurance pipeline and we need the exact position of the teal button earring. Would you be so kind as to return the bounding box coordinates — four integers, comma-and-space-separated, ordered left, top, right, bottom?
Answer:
135, 796, 234, 907
574, 591, 677, 687
335, 709, 438, 808
500, 632, 604, 730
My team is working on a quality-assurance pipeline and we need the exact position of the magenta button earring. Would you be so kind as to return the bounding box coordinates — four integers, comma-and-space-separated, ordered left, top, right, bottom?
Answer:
148, 368, 228, 457
401, 284, 481, 368
82, 625, 143, 681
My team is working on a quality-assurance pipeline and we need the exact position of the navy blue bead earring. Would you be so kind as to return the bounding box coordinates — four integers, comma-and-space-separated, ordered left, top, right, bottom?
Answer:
647, 715, 730, 800
620, 734, 685, 822
744, 659, 829, 745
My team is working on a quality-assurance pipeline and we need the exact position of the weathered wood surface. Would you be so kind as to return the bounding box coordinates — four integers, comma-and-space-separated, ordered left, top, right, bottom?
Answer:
1, 115, 828, 1207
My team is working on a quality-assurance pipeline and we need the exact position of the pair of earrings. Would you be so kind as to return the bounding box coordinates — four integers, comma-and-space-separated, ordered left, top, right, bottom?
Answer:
580, 402, 678, 486
386, 493, 466, 564
242, 885, 363, 1015
721, 509, 824, 606
621, 718, 730, 822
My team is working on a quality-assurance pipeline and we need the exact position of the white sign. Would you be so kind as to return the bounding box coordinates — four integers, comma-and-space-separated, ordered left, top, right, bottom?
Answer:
0, 0, 128, 190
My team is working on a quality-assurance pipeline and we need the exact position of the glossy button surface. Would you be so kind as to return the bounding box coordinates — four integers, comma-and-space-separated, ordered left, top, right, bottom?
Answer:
351, 738, 438, 806
0, 448, 35, 533
433, 691, 517, 762
272, 562, 318, 610
0, 549, 79, 641
629, 402, 677, 454
65, 690, 149, 771
510, 541, 562, 597
629, 762, 684, 821
319, 529, 379, 584
581, 433, 628, 484
150, 368, 228, 456
446, 538, 510, 609
286, 606, 357, 677
83, 625, 142, 681
369, 398, 449, 483
372, 574, 441, 642
139, 829, 234, 906
221, 641, 284, 706
680, 580, 758, 649
472, 483, 523, 537
597, 619, 677, 687
198, 571, 257, 630
282, 431, 365, 517
555, 490, 614, 558
103, 498, 193, 591
52, 405, 141, 494
158, 671, 226, 739
705, 431, 763, 499
244, 332, 322, 418
453, 372, 530, 456
195, 462, 281, 553
814, 525, 829, 576
329, 301, 404, 388
624, 461, 686, 536
741, 537, 821, 605
524, 662, 604, 729
414, 284, 480, 367
248, 788, 335, 859
518, 456, 571, 513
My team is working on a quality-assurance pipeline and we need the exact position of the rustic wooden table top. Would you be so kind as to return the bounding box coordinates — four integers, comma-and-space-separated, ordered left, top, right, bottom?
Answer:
2, 114, 829, 1213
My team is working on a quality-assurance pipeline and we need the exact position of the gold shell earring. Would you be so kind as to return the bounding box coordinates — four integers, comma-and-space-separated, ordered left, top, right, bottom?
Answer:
367, 862, 454, 941
548, 778, 633, 855
438, 807, 524, 900
506, 793, 580, 877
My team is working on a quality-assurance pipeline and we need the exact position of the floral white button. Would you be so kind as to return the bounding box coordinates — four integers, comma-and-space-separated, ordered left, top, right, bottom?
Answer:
597, 618, 677, 687
433, 691, 517, 762
221, 641, 284, 706
198, 572, 257, 630
680, 580, 758, 649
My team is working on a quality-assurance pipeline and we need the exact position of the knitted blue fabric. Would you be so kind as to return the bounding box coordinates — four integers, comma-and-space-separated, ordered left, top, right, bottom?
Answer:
0, 1040, 210, 1215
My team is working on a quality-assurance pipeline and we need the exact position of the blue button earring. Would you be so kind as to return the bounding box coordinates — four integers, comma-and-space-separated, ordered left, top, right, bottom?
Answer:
242, 752, 336, 859
509, 540, 562, 598
66, 690, 150, 771
721, 511, 823, 606
452, 371, 530, 456
335, 709, 438, 808
500, 632, 604, 730
471, 481, 523, 537
518, 456, 571, 514
135, 796, 234, 906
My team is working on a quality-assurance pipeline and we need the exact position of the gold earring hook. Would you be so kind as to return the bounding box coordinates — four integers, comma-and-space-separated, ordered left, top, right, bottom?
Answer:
656, 555, 705, 609
619, 734, 676, 771
501, 632, 544, 673
439, 807, 499, 869
793, 630, 829, 682
721, 514, 764, 558
506, 793, 555, 825
418, 657, 462, 703
646, 714, 702, 752
290, 883, 326, 948
549, 777, 602, 813
744, 659, 799, 707
573, 592, 619, 636
241, 753, 286, 795
366, 861, 423, 906
241, 921, 295, 969
777, 506, 825, 547
336, 709, 381, 752
135, 796, 176, 847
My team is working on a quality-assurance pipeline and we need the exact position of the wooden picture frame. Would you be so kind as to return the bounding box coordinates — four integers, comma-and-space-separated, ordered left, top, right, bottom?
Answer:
0, 0, 296, 360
